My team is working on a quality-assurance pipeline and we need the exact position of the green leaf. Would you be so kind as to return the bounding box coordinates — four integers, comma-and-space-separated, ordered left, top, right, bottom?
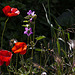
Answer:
72, 67, 75, 72
22, 24, 30, 27
35, 36, 46, 41
35, 48, 42, 51
24, 15, 31, 19
57, 39, 60, 55
67, 33, 70, 40
23, 20, 29, 22
61, 49, 67, 58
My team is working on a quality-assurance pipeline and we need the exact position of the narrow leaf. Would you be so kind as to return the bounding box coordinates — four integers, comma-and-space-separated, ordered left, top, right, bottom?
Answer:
57, 39, 60, 55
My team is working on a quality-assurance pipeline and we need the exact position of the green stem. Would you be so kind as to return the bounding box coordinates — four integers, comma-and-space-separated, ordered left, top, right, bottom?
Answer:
30, 38, 34, 75
32, 47, 33, 59
33, 21, 35, 43
40, 52, 41, 74
16, 54, 18, 70
48, 0, 53, 39
73, 49, 75, 68
45, 55, 50, 67
30, 21, 35, 74
21, 55, 24, 72
31, 21, 35, 60
0, 66, 1, 74
1, 17, 9, 49
27, 36, 29, 50
30, 37, 33, 60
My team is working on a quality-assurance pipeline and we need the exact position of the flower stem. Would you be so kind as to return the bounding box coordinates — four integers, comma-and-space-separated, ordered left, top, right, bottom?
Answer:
27, 36, 29, 50
33, 21, 35, 43
73, 49, 75, 68
30, 37, 34, 75
0, 66, 1, 75
40, 51, 41, 74
16, 54, 18, 70
1, 17, 9, 49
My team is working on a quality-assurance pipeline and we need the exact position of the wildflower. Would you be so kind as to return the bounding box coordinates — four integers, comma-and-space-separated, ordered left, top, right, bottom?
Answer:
25, 24, 30, 27
2, 5, 20, 17
31, 11, 35, 16
27, 10, 37, 22
27, 10, 36, 16
0, 49, 12, 66
24, 27, 33, 37
27, 10, 32, 15
30, 18, 33, 22
12, 42, 27, 55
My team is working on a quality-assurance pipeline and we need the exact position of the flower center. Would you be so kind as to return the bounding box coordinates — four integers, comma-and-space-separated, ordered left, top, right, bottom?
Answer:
27, 30, 30, 34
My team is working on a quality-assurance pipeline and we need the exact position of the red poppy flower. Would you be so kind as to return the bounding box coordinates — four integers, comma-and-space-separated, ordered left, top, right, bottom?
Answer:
2, 5, 20, 17
12, 42, 27, 55
0, 49, 12, 66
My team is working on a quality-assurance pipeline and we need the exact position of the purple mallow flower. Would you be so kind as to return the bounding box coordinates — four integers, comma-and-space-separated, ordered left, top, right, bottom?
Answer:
27, 10, 35, 16
27, 10, 32, 15
30, 18, 33, 22
24, 27, 33, 36
31, 11, 35, 16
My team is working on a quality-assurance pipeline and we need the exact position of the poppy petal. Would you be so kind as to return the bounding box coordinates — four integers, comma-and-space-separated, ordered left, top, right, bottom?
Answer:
2, 5, 11, 16
12, 42, 27, 55
20, 50, 26, 55
11, 8, 17, 13
0, 50, 12, 66
12, 45, 17, 52
15, 42, 26, 49
14, 47, 23, 53
0, 50, 12, 57
23, 45, 27, 50
2, 5, 20, 17
11, 8, 20, 15
6, 60, 10, 66
7, 13, 18, 17
0, 60, 4, 66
